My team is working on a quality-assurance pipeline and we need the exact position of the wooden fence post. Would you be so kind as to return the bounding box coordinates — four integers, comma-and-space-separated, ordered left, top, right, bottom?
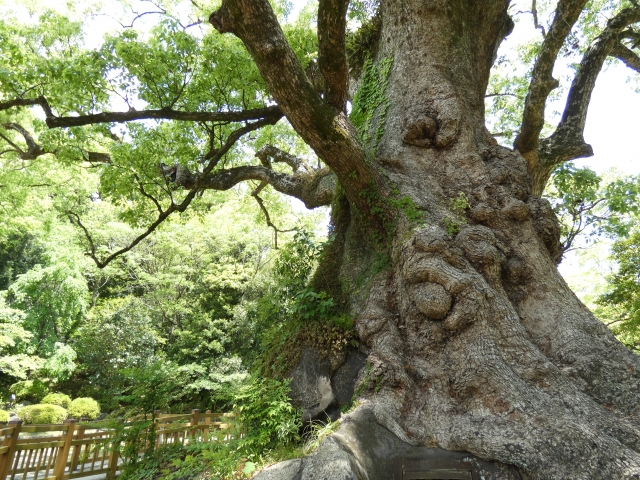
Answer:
53, 419, 76, 480
107, 434, 119, 480
190, 409, 200, 442
203, 410, 211, 442
70, 425, 85, 472
0, 419, 21, 480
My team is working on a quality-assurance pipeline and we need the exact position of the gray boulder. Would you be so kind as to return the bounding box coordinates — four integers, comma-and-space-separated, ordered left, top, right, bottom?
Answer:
288, 347, 336, 422
288, 347, 365, 423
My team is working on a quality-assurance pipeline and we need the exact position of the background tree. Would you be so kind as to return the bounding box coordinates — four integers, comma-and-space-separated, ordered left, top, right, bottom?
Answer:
2, 0, 640, 478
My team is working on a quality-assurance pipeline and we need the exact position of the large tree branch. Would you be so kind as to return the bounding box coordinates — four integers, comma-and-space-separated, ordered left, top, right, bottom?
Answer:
514, 0, 590, 156
318, 0, 350, 111
611, 42, 640, 72
0, 96, 53, 116
70, 117, 284, 269
0, 94, 282, 128
537, 6, 640, 177
1, 123, 45, 160
210, 0, 379, 217
255, 145, 312, 173
44, 105, 282, 128
171, 164, 335, 209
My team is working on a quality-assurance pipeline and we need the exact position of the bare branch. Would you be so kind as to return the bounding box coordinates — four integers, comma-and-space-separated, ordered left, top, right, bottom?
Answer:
69, 116, 281, 269
611, 42, 640, 72
539, 6, 640, 175
251, 181, 295, 249
67, 211, 100, 262
0, 132, 24, 156
134, 174, 164, 215
69, 199, 188, 269
531, 0, 547, 36
514, 0, 589, 156
45, 105, 283, 128
318, 0, 350, 111
173, 164, 335, 209
0, 94, 282, 129
484, 92, 523, 99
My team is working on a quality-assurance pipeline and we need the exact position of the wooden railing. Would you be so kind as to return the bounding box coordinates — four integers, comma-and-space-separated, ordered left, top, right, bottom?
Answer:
0, 410, 235, 480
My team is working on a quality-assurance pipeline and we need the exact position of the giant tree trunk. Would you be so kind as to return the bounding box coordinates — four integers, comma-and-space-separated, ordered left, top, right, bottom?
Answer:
211, 1, 640, 478
326, 3, 640, 478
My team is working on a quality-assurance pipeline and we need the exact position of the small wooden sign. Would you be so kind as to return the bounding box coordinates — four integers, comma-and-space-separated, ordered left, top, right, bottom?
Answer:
393, 458, 479, 480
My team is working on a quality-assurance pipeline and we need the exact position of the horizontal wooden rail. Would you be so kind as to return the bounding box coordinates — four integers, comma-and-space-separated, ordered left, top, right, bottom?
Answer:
0, 409, 237, 480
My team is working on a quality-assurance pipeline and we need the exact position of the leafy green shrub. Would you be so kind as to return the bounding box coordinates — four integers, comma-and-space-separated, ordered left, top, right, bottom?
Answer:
68, 397, 100, 420
18, 404, 67, 424
236, 377, 301, 452
0, 410, 9, 423
41, 393, 72, 409
119, 442, 186, 480
9, 379, 49, 403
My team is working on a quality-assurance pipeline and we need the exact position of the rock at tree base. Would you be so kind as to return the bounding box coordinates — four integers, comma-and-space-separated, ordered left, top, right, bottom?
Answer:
288, 347, 366, 422
253, 407, 522, 479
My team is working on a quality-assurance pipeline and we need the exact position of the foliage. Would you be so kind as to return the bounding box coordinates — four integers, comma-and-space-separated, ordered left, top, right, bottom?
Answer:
115, 360, 181, 416
40, 343, 77, 383
303, 419, 341, 454
119, 442, 186, 480
350, 56, 394, 152
7, 263, 88, 357
110, 418, 158, 479
235, 377, 302, 452
9, 379, 49, 403
0, 232, 44, 290
68, 397, 100, 420
346, 14, 381, 77
41, 392, 72, 409
18, 404, 67, 424
241, 229, 357, 378
597, 231, 640, 353
116, 377, 302, 480
443, 192, 470, 236
0, 293, 43, 391
0, 410, 9, 423
546, 164, 640, 253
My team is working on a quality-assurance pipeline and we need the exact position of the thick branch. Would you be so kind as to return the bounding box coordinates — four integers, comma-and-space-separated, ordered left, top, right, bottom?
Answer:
539, 6, 640, 171
210, 0, 378, 217
172, 164, 335, 209
1, 94, 283, 134
0, 96, 52, 117
1, 123, 45, 160
514, 0, 589, 155
611, 42, 640, 72
44, 105, 282, 128
255, 145, 309, 173
317, 0, 350, 111
74, 117, 281, 269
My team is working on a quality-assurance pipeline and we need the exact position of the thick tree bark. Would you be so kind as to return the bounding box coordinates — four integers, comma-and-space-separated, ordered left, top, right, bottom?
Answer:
209, 1, 640, 478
